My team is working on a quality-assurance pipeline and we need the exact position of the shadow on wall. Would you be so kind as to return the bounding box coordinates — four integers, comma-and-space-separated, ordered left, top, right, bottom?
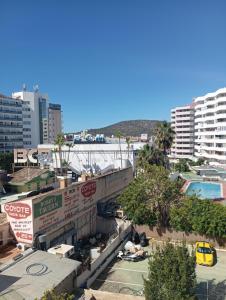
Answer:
134, 225, 226, 248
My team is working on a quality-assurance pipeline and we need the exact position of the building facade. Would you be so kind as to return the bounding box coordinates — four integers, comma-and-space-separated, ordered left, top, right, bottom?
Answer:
1, 167, 133, 248
170, 87, 226, 164
48, 103, 62, 143
12, 89, 47, 148
194, 87, 226, 164
170, 104, 195, 158
12, 88, 62, 148
0, 94, 23, 152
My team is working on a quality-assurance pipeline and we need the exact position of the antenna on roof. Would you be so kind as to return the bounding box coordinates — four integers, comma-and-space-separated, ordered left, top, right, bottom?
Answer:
22, 83, 27, 91
33, 84, 39, 92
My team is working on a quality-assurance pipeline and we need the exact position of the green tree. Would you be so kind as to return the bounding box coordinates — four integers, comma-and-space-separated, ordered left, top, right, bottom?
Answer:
118, 175, 157, 226
170, 196, 226, 238
144, 242, 197, 300
35, 289, 74, 300
0, 152, 13, 173
175, 159, 190, 172
137, 144, 166, 169
54, 133, 65, 175
119, 165, 181, 226
154, 121, 175, 155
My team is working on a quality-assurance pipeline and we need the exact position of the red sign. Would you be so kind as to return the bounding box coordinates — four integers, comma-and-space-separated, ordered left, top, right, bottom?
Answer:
4, 203, 31, 219
81, 181, 96, 197
16, 232, 33, 240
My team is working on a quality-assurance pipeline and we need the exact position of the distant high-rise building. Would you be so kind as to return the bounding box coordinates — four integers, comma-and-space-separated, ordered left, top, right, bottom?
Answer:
12, 89, 48, 148
39, 97, 49, 144
171, 104, 195, 158
194, 87, 226, 164
0, 94, 23, 152
170, 87, 226, 164
48, 103, 62, 143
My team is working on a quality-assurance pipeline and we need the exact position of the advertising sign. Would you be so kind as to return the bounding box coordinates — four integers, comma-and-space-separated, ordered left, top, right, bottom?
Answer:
2, 200, 33, 244
34, 194, 62, 218
81, 181, 96, 197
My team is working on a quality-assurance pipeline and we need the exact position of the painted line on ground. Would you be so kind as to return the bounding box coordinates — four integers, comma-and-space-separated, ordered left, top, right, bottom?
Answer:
108, 267, 148, 273
95, 278, 143, 287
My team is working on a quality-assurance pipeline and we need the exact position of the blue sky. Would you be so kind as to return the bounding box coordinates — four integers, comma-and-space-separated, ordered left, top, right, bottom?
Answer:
1, 0, 226, 132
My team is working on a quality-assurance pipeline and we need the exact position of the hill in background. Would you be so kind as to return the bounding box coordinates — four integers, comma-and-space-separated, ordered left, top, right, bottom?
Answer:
86, 120, 162, 137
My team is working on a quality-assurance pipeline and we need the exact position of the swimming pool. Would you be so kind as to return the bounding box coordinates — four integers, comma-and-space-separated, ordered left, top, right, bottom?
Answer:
185, 182, 222, 199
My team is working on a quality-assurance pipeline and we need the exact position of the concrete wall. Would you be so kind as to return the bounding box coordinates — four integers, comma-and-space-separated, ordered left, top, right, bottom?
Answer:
55, 271, 76, 295
134, 225, 226, 249
2, 168, 133, 246
85, 289, 144, 300
77, 220, 131, 288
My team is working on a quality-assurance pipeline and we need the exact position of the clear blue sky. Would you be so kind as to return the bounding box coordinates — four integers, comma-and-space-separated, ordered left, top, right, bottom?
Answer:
1, 0, 226, 132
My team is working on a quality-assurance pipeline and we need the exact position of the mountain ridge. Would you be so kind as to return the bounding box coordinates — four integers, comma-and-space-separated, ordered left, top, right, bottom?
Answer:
84, 119, 162, 137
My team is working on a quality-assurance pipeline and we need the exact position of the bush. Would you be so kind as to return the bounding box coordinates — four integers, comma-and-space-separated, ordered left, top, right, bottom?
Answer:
144, 242, 197, 300
174, 159, 189, 172
170, 196, 226, 238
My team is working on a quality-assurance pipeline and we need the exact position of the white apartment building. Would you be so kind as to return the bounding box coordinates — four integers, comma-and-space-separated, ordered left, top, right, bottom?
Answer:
170, 105, 195, 158
12, 87, 62, 148
194, 87, 226, 164
0, 94, 23, 152
12, 89, 48, 148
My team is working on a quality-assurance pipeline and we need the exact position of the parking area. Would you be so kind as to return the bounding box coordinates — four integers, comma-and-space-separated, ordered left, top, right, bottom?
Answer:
196, 250, 226, 299
91, 242, 226, 299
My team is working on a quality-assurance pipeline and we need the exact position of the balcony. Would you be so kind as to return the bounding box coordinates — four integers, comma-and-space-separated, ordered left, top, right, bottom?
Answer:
0, 101, 22, 107
0, 116, 22, 121
0, 109, 22, 114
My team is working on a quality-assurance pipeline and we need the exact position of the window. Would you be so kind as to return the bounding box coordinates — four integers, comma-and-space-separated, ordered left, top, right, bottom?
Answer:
197, 247, 212, 254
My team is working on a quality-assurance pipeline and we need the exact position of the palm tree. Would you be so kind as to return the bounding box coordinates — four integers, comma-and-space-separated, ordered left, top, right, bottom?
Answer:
137, 144, 166, 169
125, 136, 131, 159
154, 121, 175, 155
51, 148, 58, 170
54, 133, 65, 175
115, 130, 123, 168
65, 142, 73, 164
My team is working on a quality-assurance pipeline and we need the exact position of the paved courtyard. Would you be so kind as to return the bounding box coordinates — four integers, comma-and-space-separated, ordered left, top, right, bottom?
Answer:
91, 243, 226, 299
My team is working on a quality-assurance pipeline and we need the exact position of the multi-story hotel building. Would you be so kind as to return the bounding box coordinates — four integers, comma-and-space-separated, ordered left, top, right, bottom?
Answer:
171, 87, 226, 164
170, 104, 195, 158
12, 87, 62, 147
194, 87, 226, 164
12, 89, 47, 147
48, 103, 62, 144
0, 94, 23, 152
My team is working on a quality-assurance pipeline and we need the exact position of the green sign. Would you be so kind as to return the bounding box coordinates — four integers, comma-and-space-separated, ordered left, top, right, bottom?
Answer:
34, 194, 62, 218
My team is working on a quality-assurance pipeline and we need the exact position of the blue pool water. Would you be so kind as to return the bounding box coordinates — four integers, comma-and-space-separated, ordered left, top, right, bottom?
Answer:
186, 182, 222, 199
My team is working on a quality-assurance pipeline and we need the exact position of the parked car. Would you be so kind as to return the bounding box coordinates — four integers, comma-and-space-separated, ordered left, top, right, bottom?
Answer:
195, 241, 215, 266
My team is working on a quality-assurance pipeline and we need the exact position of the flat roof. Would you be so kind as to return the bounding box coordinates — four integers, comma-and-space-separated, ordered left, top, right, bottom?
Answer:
9, 168, 49, 185
0, 250, 81, 300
